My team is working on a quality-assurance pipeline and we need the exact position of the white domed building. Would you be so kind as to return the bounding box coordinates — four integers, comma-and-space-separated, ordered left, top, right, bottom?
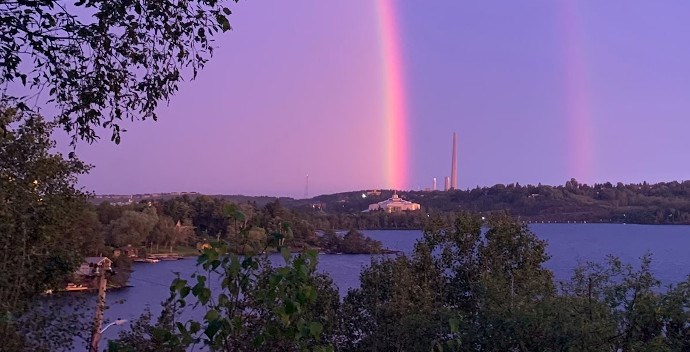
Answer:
367, 193, 421, 213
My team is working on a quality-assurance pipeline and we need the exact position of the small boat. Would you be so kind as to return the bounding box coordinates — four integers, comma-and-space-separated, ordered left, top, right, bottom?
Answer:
65, 283, 89, 292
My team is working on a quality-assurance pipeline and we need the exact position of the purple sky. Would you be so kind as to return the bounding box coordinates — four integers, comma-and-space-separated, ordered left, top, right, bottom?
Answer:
53, 1, 690, 198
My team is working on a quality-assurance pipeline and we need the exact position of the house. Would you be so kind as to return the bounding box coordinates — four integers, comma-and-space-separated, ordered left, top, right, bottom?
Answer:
311, 203, 326, 210
76, 257, 113, 276
113, 245, 139, 258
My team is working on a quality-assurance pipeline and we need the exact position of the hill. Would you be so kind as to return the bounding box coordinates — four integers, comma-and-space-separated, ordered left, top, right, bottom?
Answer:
94, 178, 690, 225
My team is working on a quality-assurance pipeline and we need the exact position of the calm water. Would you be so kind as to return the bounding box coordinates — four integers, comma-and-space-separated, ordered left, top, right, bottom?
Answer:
96, 224, 690, 344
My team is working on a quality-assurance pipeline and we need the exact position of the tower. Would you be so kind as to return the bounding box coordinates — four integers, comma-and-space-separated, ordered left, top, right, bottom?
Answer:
444, 176, 450, 191
433, 177, 437, 191
450, 132, 458, 190
304, 174, 309, 199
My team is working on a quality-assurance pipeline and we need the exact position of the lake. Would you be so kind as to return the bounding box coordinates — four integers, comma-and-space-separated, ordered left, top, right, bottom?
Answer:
96, 223, 690, 345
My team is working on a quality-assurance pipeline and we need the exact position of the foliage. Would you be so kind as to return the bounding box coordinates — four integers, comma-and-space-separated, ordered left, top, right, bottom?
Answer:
0, 106, 92, 349
110, 211, 690, 351
105, 209, 157, 247
340, 212, 690, 351
14, 296, 94, 352
1, 0, 238, 143
317, 229, 382, 254
109, 243, 337, 351
93, 196, 388, 256
106, 301, 183, 352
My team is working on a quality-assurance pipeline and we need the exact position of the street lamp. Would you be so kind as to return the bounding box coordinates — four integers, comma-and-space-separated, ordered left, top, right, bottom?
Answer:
100, 318, 128, 334
90, 319, 127, 352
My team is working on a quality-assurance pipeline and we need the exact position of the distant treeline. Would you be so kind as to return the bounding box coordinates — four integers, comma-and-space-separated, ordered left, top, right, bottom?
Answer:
92, 195, 383, 255
299, 178, 690, 225
96, 179, 690, 236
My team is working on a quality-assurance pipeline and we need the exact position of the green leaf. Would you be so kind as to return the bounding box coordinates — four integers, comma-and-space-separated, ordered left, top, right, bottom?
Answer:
284, 300, 298, 315
197, 253, 208, 265
216, 14, 231, 32
218, 293, 229, 306
281, 246, 291, 263
204, 309, 220, 322
252, 334, 265, 347
180, 286, 191, 298
309, 321, 323, 337
171, 278, 187, 292
449, 317, 460, 333
229, 256, 241, 276
223, 7, 232, 15
204, 319, 222, 340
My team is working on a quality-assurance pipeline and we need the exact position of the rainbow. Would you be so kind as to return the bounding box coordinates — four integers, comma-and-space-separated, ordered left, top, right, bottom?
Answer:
376, 0, 409, 190
560, 1, 592, 183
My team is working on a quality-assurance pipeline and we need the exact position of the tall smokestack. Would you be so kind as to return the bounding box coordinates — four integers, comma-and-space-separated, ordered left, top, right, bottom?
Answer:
305, 174, 309, 198
444, 176, 450, 191
450, 132, 458, 190
433, 177, 437, 191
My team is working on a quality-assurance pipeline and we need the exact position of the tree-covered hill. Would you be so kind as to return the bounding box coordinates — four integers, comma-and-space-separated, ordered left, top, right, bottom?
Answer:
96, 178, 690, 227
299, 179, 690, 224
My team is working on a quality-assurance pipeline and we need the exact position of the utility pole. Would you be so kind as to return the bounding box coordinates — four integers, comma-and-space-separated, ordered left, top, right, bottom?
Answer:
89, 264, 108, 352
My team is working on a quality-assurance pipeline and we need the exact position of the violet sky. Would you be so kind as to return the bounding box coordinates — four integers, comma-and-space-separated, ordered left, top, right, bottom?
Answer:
55, 1, 690, 198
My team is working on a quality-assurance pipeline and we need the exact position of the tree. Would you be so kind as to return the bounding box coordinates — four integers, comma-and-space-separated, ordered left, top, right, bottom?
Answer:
149, 215, 176, 252
0, 106, 91, 349
108, 246, 336, 351
164, 197, 194, 224
96, 202, 124, 225
339, 254, 446, 351
69, 206, 105, 256
105, 209, 157, 247
1, 0, 238, 143
340, 229, 381, 254
318, 230, 340, 253
192, 196, 228, 238
340, 212, 557, 351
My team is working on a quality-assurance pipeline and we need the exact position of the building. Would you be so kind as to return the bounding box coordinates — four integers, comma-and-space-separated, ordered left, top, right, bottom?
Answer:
451, 131, 458, 189
366, 193, 421, 213
76, 257, 113, 277
310, 202, 326, 210
366, 190, 382, 196
113, 245, 139, 258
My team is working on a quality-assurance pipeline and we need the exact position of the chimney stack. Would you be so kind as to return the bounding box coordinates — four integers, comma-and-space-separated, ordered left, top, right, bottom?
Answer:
433, 177, 437, 191
304, 174, 309, 199
444, 176, 450, 191
451, 132, 458, 190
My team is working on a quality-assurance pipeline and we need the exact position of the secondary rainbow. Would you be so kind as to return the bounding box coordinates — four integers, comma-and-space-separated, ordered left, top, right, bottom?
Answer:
560, 1, 592, 183
376, 0, 409, 190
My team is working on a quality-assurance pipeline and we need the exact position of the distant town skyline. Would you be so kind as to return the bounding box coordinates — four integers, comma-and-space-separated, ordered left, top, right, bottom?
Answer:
51, 0, 690, 198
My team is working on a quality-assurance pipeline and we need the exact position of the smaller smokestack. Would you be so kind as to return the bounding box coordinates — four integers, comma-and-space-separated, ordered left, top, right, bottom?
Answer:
305, 174, 309, 199
433, 178, 437, 191
451, 132, 458, 190
444, 176, 450, 191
